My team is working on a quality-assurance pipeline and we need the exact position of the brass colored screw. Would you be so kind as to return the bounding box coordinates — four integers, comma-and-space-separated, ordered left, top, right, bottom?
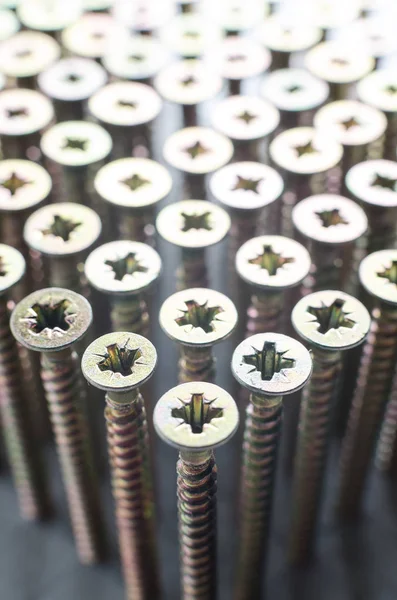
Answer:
82, 331, 160, 600
154, 381, 239, 600
159, 287, 237, 383
337, 250, 397, 518
231, 332, 312, 600
289, 290, 370, 563
11, 287, 105, 564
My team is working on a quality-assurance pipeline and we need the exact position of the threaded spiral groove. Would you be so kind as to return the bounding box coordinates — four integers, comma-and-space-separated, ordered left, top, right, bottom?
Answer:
178, 346, 215, 384
246, 290, 283, 336
110, 296, 149, 336
177, 249, 208, 291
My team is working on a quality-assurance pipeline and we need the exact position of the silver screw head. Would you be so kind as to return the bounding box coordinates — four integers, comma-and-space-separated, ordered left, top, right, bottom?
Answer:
159, 13, 222, 59
345, 159, 397, 208
81, 331, 157, 395
0, 243, 25, 294
0, 88, 54, 137
210, 95, 280, 141
357, 68, 397, 114
305, 40, 375, 85
153, 381, 239, 451
61, 13, 128, 60
11, 287, 92, 352
154, 59, 223, 106
236, 235, 311, 290
103, 36, 169, 82
0, 159, 52, 212
0, 31, 60, 78
159, 288, 238, 348
23, 202, 102, 257
210, 36, 271, 81
232, 332, 312, 396
38, 57, 107, 103
85, 240, 162, 297
359, 250, 397, 305
17, 0, 82, 33
292, 290, 371, 351
261, 68, 329, 113
255, 14, 322, 54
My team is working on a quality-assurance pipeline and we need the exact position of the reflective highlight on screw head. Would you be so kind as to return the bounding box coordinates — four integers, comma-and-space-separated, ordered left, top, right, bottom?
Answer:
0, 243, 25, 293
359, 250, 397, 305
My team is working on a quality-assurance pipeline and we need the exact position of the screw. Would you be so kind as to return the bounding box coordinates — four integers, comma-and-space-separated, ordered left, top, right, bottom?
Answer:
82, 331, 160, 599
231, 332, 312, 599
269, 126, 343, 237
88, 81, 162, 160
10, 287, 105, 564
160, 13, 222, 59
94, 157, 172, 245
85, 240, 162, 334
38, 57, 107, 122
289, 290, 370, 563
163, 126, 234, 199
156, 199, 231, 289
159, 287, 238, 383
0, 244, 52, 520
16, 0, 82, 37
154, 380, 239, 599
0, 9, 19, 43
208, 0, 263, 36
61, 13, 128, 61
236, 235, 311, 335
24, 202, 102, 292
337, 250, 397, 518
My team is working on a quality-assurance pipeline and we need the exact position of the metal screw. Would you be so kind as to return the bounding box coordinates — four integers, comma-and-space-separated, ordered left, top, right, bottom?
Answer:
337, 250, 397, 518
376, 365, 397, 473
156, 199, 231, 290
208, 0, 264, 36
85, 240, 162, 334
61, 13, 127, 61
289, 290, 370, 563
231, 332, 312, 600
0, 8, 19, 43
159, 13, 222, 59
159, 287, 238, 383
0, 244, 52, 520
10, 287, 105, 564
82, 331, 160, 599
24, 202, 102, 292
154, 380, 239, 599
16, 0, 82, 37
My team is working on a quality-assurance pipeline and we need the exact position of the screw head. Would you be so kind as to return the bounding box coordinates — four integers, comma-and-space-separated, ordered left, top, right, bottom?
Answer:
62, 13, 128, 60
345, 159, 397, 208
292, 290, 371, 351
0, 243, 25, 294
292, 194, 367, 245
81, 331, 157, 394
357, 68, 397, 114
0, 159, 51, 212
210, 36, 271, 81
85, 240, 162, 297
255, 14, 322, 53
154, 381, 239, 451
24, 202, 101, 257
159, 13, 222, 58
210, 95, 280, 141
236, 235, 311, 290
38, 57, 107, 102
232, 332, 312, 396
261, 68, 329, 113
0, 9, 20, 43
359, 250, 397, 305
305, 41, 375, 84
159, 287, 238, 348
209, 161, 284, 212
0, 88, 54, 137
0, 30, 60, 78
154, 59, 222, 106
210, 0, 265, 32
340, 17, 396, 59
17, 0, 82, 32
40, 120, 112, 167
163, 127, 234, 175
103, 36, 169, 82
11, 287, 92, 352
156, 200, 230, 249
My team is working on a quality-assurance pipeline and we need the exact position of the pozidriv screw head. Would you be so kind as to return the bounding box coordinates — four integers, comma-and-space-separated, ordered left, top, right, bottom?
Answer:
345, 160, 397, 208
154, 59, 222, 106
305, 41, 375, 84
61, 13, 128, 60
103, 36, 169, 82
255, 14, 322, 53
40, 120, 112, 166
357, 68, 397, 114
210, 36, 271, 81
0, 243, 25, 293
0, 159, 51, 212
210, 95, 280, 141
0, 30, 60, 78
17, 0, 82, 32
261, 68, 329, 113
38, 57, 107, 102
359, 250, 397, 305
0, 88, 54, 137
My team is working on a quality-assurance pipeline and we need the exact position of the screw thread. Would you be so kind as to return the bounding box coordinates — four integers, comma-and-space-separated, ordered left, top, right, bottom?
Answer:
235, 394, 283, 600
177, 450, 217, 600
105, 391, 159, 600
364, 205, 397, 254
0, 298, 52, 520
289, 348, 341, 563
48, 256, 84, 292
384, 113, 397, 161
177, 249, 207, 291
246, 290, 283, 336
41, 349, 104, 564
179, 346, 215, 383
337, 304, 397, 517
118, 210, 155, 245
375, 364, 397, 471
110, 295, 149, 336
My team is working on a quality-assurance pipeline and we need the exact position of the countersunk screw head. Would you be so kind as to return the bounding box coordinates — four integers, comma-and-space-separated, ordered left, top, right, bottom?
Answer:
0, 159, 51, 212
81, 331, 157, 395
261, 68, 329, 113
211, 36, 271, 81
345, 160, 397, 208
10, 287, 92, 352
292, 290, 371, 351
156, 200, 230, 249
159, 14, 222, 58
38, 57, 107, 103
0, 30, 60, 78
232, 332, 312, 396
359, 250, 397, 305
23, 202, 101, 257
17, 0, 82, 33
255, 14, 322, 54
0, 243, 25, 294
0, 88, 54, 137
154, 59, 222, 106
103, 36, 169, 82
210, 95, 280, 141
61, 13, 128, 60
159, 288, 238, 348
236, 235, 311, 290
305, 41, 374, 84
357, 68, 397, 113
153, 381, 239, 451
85, 240, 162, 297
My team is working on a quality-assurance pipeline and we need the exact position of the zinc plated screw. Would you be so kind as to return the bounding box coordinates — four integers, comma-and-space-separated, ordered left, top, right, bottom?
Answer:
10, 287, 105, 564
85, 240, 162, 335
156, 200, 231, 290
24, 202, 102, 293
154, 381, 239, 600
61, 13, 128, 61
159, 13, 222, 59
337, 250, 397, 518
159, 287, 238, 383
0, 244, 52, 520
232, 332, 312, 600
82, 331, 160, 600
16, 0, 82, 38
289, 290, 370, 563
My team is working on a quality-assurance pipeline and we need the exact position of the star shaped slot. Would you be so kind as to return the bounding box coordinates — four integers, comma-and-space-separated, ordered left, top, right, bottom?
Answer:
340, 116, 361, 131
183, 140, 210, 160
232, 175, 262, 194
171, 392, 223, 434
227, 54, 246, 63
331, 57, 349, 67
180, 211, 212, 232
24, 298, 74, 337
117, 100, 138, 109
248, 245, 294, 276
236, 110, 257, 125
285, 84, 303, 94
180, 75, 197, 87
377, 260, 397, 286
0, 171, 32, 196
97, 341, 143, 377
65, 73, 81, 83
128, 54, 145, 62
371, 173, 397, 191
7, 107, 28, 119
105, 251, 148, 282
175, 299, 224, 334
62, 137, 88, 151
307, 297, 355, 335
120, 173, 151, 192
15, 49, 32, 59
293, 140, 318, 158
315, 208, 348, 228
243, 340, 296, 381
41, 214, 82, 243
384, 84, 397, 95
